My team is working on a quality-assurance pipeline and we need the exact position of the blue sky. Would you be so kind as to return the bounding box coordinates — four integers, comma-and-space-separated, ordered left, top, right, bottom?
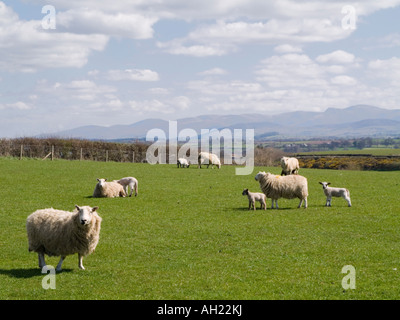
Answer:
0, 0, 400, 137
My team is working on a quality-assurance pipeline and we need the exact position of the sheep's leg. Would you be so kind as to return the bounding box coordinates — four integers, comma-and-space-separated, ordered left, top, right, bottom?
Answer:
299, 198, 307, 209
78, 254, 85, 270
253, 201, 256, 211
248, 201, 252, 210
38, 253, 46, 269
56, 256, 66, 271
345, 196, 352, 207
128, 184, 133, 197
298, 199, 303, 208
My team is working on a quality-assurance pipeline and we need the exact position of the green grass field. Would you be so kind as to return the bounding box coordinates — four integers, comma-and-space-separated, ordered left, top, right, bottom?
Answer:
1, 157, 400, 300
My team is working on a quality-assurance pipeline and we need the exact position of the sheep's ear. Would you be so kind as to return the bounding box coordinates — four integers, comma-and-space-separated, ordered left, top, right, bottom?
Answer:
75, 205, 80, 211
97, 178, 100, 182
105, 179, 107, 181
327, 182, 331, 185
319, 182, 322, 184
92, 206, 99, 212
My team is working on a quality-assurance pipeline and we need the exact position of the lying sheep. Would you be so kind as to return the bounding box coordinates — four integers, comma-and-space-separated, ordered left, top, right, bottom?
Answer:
93, 178, 126, 198
242, 188, 266, 211
177, 158, 190, 168
115, 177, 138, 197
280, 156, 300, 175
319, 182, 351, 207
198, 152, 221, 169
255, 171, 308, 209
26, 205, 102, 271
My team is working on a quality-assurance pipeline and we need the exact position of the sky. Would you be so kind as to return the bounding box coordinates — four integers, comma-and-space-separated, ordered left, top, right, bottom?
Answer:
0, 0, 400, 138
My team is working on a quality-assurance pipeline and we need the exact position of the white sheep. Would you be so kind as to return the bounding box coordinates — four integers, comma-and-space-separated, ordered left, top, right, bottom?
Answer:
255, 171, 308, 209
319, 182, 351, 207
177, 158, 190, 168
280, 156, 300, 175
242, 188, 266, 211
198, 152, 221, 169
115, 177, 138, 197
26, 205, 102, 271
93, 178, 126, 198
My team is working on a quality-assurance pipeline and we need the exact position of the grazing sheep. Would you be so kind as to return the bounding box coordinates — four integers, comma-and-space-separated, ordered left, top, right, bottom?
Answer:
198, 152, 221, 169
115, 177, 138, 197
26, 205, 102, 271
177, 158, 190, 168
242, 188, 266, 211
280, 156, 300, 175
93, 178, 126, 198
319, 182, 351, 207
255, 171, 308, 209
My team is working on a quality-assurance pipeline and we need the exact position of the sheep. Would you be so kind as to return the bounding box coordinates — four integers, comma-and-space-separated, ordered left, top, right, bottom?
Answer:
255, 171, 308, 209
319, 182, 351, 207
93, 178, 126, 198
177, 158, 190, 168
280, 156, 300, 175
198, 152, 221, 169
115, 177, 138, 197
242, 188, 266, 211
26, 205, 102, 271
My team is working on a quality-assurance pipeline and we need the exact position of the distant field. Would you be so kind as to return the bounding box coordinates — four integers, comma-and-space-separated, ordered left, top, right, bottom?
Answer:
1, 158, 400, 300
297, 148, 400, 156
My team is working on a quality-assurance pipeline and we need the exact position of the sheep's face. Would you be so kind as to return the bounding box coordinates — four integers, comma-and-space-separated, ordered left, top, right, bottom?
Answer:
319, 182, 331, 189
75, 205, 99, 226
254, 172, 266, 181
97, 178, 107, 187
242, 189, 249, 196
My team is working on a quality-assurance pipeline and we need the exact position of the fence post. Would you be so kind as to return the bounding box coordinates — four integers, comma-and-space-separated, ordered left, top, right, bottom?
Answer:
106, 150, 108, 162
80, 148, 83, 161
51, 145, 54, 161
132, 151, 135, 163
20, 145, 23, 160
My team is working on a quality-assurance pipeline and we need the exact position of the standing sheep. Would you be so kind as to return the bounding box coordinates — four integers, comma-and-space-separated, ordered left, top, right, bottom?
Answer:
177, 158, 190, 168
242, 189, 266, 211
255, 171, 308, 209
93, 178, 126, 198
115, 177, 138, 197
319, 182, 351, 207
26, 205, 102, 271
198, 152, 221, 169
280, 157, 300, 175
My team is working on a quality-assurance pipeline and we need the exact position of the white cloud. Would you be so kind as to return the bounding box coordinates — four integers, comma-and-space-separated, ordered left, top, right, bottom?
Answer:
198, 68, 228, 76
274, 44, 303, 53
0, 2, 108, 72
316, 50, 356, 64
368, 57, 400, 86
0, 101, 32, 110
106, 69, 160, 81
330, 75, 357, 86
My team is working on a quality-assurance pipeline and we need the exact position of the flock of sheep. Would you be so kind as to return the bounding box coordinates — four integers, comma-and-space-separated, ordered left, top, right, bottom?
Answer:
26, 152, 351, 272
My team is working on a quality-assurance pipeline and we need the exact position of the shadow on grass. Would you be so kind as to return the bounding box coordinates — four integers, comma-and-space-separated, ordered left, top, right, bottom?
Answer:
0, 268, 73, 279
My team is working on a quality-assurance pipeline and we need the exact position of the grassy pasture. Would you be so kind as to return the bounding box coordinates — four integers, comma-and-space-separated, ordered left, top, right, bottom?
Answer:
0, 157, 400, 300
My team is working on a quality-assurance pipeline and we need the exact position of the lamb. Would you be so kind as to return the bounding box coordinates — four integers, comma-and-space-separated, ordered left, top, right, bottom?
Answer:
198, 152, 221, 169
115, 177, 138, 197
26, 205, 102, 271
177, 158, 190, 168
242, 188, 267, 211
93, 178, 126, 198
280, 156, 300, 175
255, 171, 308, 209
319, 182, 351, 207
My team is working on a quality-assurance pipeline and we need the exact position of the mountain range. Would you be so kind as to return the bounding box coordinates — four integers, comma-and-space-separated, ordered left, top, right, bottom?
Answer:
47, 105, 400, 141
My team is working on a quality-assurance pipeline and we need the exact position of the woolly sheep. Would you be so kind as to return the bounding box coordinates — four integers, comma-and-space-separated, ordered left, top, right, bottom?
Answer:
198, 152, 221, 169
242, 188, 266, 211
26, 205, 102, 271
93, 178, 126, 198
319, 182, 351, 207
255, 171, 308, 209
280, 156, 300, 175
177, 158, 190, 168
115, 177, 138, 197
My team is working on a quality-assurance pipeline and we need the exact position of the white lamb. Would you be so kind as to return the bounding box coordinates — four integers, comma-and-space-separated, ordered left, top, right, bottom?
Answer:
115, 177, 138, 197
242, 188, 266, 211
177, 158, 190, 168
198, 152, 221, 169
93, 178, 126, 198
26, 205, 102, 271
319, 182, 351, 207
280, 156, 300, 176
255, 171, 308, 209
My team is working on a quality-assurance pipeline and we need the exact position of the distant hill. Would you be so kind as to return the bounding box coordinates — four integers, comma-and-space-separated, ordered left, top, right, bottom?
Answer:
46, 105, 400, 140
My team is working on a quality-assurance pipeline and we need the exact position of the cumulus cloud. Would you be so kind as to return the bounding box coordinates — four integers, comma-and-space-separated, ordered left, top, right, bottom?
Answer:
316, 50, 356, 64
106, 69, 160, 82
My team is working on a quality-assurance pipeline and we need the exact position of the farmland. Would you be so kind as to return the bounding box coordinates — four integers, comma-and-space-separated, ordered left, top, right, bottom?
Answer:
0, 158, 400, 300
